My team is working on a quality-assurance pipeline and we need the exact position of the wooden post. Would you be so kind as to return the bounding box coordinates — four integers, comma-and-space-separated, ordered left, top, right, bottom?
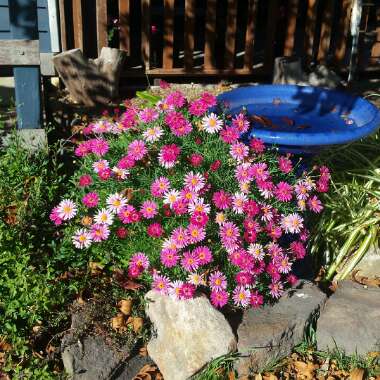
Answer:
9, 0, 41, 129
243, 0, 258, 70
72, 0, 84, 50
163, 0, 175, 69
184, 0, 195, 69
204, 0, 217, 69
96, 0, 108, 55
283, 0, 298, 56
371, 5, 380, 65
119, 0, 130, 52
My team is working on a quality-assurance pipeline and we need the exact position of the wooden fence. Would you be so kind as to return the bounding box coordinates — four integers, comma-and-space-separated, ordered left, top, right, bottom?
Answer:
58, 0, 380, 78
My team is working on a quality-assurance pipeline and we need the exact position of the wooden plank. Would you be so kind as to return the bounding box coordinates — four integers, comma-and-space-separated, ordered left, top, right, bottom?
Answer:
244, 0, 258, 70
224, 0, 238, 69
96, 0, 108, 55
334, 0, 352, 64
283, 0, 298, 56
304, 0, 318, 59
58, 0, 67, 50
48, 0, 60, 52
264, 0, 279, 74
0, 40, 40, 65
141, 0, 150, 70
370, 5, 380, 64
9, 0, 41, 130
163, 0, 175, 69
119, 0, 130, 52
72, 0, 83, 50
317, 0, 334, 62
184, 0, 195, 69
204, 0, 217, 69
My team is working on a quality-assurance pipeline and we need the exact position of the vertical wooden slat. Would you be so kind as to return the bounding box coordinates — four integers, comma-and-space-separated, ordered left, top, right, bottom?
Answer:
119, 0, 130, 52
72, 0, 83, 50
317, 0, 334, 62
224, 0, 238, 69
163, 0, 175, 69
141, 0, 151, 70
370, 5, 380, 65
96, 0, 108, 55
264, 0, 279, 73
243, 0, 258, 70
184, 0, 196, 69
283, 0, 298, 56
204, 0, 217, 69
304, 0, 318, 59
58, 0, 67, 51
334, 0, 352, 64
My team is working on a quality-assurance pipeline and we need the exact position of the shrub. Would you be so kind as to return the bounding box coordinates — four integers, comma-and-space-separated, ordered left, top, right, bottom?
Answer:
53, 89, 329, 309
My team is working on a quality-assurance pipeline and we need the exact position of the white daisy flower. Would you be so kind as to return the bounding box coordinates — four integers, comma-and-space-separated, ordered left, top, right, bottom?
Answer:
248, 243, 265, 261
106, 193, 128, 213
163, 189, 181, 207
201, 113, 223, 134
57, 199, 77, 220
94, 208, 114, 225
72, 228, 92, 249
232, 192, 247, 214
188, 198, 211, 215
143, 126, 164, 143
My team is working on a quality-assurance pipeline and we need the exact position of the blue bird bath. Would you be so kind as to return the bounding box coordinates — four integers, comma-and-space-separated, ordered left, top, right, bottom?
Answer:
217, 85, 380, 154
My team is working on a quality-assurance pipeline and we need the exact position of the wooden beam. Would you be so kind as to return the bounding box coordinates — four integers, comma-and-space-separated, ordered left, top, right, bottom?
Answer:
304, 0, 318, 60
204, 0, 217, 69
334, 0, 352, 65
317, 0, 334, 62
48, 0, 61, 52
184, 0, 195, 69
244, 0, 258, 70
72, 0, 84, 50
163, 0, 175, 69
141, 0, 151, 70
0, 40, 40, 66
96, 0, 108, 55
224, 0, 238, 69
119, 0, 130, 52
283, 0, 298, 56
58, 0, 68, 51
370, 4, 380, 64
264, 0, 279, 74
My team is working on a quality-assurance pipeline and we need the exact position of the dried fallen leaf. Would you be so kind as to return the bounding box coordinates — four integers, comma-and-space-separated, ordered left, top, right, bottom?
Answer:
139, 345, 148, 357
350, 368, 365, 380
133, 364, 162, 380
113, 269, 143, 291
132, 317, 144, 333
81, 215, 93, 226
352, 270, 380, 287
119, 299, 133, 316
111, 313, 125, 330
89, 261, 104, 275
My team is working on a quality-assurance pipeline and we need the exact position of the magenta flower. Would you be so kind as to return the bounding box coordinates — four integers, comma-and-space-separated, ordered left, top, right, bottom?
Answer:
152, 274, 171, 295
78, 174, 93, 188
127, 140, 147, 160
188, 99, 208, 116
220, 126, 240, 144
235, 271, 253, 286
90, 223, 110, 242
158, 144, 181, 168
165, 90, 186, 108
49, 206, 62, 226
151, 177, 170, 197
210, 290, 229, 308
200, 92, 217, 107
274, 182, 293, 202
188, 153, 204, 167
160, 248, 179, 268
179, 283, 196, 299
209, 271, 227, 291
230, 142, 249, 162
171, 226, 189, 249
250, 138, 265, 153
181, 250, 200, 272
290, 241, 306, 259
232, 286, 251, 307
268, 281, 284, 299
90, 139, 109, 156
147, 222, 163, 238
187, 224, 206, 244
130, 252, 150, 270
212, 190, 232, 210
82, 192, 99, 208
232, 113, 250, 133
190, 211, 209, 227
249, 290, 263, 308
140, 200, 158, 219
118, 205, 139, 224
278, 156, 293, 174
307, 195, 323, 213
193, 245, 213, 265
139, 107, 159, 123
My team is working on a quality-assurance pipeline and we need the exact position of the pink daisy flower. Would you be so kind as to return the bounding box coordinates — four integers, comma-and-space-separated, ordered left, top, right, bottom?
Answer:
209, 271, 227, 291
278, 156, 293, 173
130, 252, 150, 270
106, 193, 128, 213
277, 255, 292, 273
274, 182, 293, 202
248, 243, 265, 260
72, 228, 92, 249
308, 195, 323, 213
165, 90, 186, 108
158, 144, 181, 168
210, 290, 229, 308
90, 139, 109, 156
251, 163, 269, 181
212, 190, 232, 210
140, 200, 158, 219
165, 111, 192, 137
188, 198, 211, 215
143, 126, 164, 143
287, 274, 299, 286
152, 274, 171, 295
250, 138, 265, 153
232, 113, 250, 133
169, 280, 184, 299
179, 283, 196, 299
171, 226, 189, 248
261, 204, 274, 222
230, 142, 249, 162
147, 222, 163, 238
181, 250, 200, 272
92, 159, 109, 174
193, 245, 213, 265
201, 92, 217, 107
50, 206, 62, 226
139, 107, 159, 123
163, 189, 181, 207
294, 182, 310, 200
235, 271, 254, 286
220, 221, 240, 247
75, 141, 91, 157
188, 153, 204, 167
190, 211, 209, 227
57, 199, 77, 220
127, 140, 147, 161
232, 192, 247, 214
184, 172, 205, 192
172, 199, 188, 215
151, 177, 171, 197
117, 155, 136, 169
250, 291, 264, 308
220, 126, 240, 144
257, 180, 274, 199
269, 281, 284, 299
82, 192, 99, 208
78, 174, 92, 187
188, 99, 208, 116
118, 205, 139, 224
232, 286, 251, 307
94, 208, 114, 225
90, 223, 110, 242
281, 213, 304, 234
187, 224, 206, 244
290, 241, 306, 259
243, 199, 260, 217
235, 163, 253, 183
160, 248, 179, 268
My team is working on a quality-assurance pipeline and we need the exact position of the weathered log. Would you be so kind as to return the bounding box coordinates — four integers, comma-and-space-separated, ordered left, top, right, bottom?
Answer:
53, 47, 126, 106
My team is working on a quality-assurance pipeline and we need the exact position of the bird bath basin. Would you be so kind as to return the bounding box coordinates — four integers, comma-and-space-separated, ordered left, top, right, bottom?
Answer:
217, 85, 380, 154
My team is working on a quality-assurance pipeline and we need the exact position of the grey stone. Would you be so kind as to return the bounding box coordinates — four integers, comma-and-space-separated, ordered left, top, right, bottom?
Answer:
145, 290, 237, 380
2, 129, 47, 153
236, 281, 327, 376
316, 281, 380, 355
355, 245, 380, 278
114, 355, 154, 380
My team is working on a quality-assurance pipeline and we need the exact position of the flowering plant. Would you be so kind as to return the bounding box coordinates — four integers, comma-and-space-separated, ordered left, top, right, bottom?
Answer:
52, 88, 330, 309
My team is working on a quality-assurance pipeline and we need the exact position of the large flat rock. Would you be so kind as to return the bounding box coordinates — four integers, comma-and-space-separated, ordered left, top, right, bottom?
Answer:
236, 281, 327, 376
145, 290, 237, 380
317, 281, 380, 355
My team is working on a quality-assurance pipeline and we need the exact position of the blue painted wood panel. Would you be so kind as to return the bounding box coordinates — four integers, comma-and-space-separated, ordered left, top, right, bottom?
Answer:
0, 0, 52, 52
